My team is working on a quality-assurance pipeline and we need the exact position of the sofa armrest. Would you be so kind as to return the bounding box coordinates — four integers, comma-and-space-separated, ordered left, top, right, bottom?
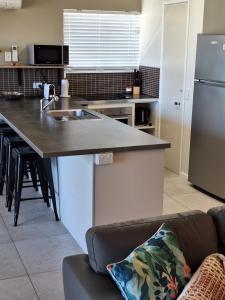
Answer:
63, 254, 123, 300
208, 206, 225, 254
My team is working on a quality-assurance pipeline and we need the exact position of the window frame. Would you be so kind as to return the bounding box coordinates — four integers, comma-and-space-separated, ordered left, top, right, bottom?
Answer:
63, 10, 141, 73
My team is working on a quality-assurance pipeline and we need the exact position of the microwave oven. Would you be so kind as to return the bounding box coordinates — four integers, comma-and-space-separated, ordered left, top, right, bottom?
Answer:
28, 45, 69, 65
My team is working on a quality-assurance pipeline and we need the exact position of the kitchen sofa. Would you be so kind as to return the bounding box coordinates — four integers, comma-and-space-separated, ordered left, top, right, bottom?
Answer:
63, 206, 225, 300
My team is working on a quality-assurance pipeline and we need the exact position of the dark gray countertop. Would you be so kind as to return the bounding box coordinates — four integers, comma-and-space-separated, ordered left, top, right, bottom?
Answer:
0, 97, 170, 158
74, 94, 158, 106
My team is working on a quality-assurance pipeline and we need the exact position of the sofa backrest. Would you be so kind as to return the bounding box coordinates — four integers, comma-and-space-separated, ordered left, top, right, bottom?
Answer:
208, 206, 225, 254
86, 211, 218, 276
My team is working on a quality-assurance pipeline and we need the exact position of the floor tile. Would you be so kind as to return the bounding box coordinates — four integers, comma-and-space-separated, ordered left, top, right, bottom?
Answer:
172, 192, 224, 213
163, 194, 189, 215
0, 276, 38, 300
164, 168, 179, 179
7, 221, 68, 242
0, 215, 12, 245
1, 200, 55, 227
0, 242, 26, 280
164, 176, 198, 196
15, 234, 83, 275
31, 271, 64, 300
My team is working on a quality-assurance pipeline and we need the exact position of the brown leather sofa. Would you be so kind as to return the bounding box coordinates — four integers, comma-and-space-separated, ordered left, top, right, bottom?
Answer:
63, 206, 225, 300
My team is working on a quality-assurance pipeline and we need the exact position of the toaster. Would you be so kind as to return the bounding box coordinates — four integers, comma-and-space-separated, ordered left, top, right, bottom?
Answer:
135, 107, 151, 126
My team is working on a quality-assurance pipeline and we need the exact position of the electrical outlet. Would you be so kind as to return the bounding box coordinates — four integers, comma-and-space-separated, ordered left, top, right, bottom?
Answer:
33, 82, 42, 89
95, 153, 114, 165
4, 51, 12, 62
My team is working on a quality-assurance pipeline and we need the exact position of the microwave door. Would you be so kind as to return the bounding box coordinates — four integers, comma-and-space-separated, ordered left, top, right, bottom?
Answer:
34, 45, 62, 65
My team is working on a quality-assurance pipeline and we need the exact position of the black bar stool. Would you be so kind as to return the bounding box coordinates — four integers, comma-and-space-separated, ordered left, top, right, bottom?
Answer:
4, 136, 28, 208
0, 127, 17, 195
10, 146, 59, 226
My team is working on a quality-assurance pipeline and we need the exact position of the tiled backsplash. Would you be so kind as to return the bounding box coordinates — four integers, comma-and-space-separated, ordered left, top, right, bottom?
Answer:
139, 66, 160, 98
0, 66, 160, 98
67, 72, 133, 96
0, 68, 63, 97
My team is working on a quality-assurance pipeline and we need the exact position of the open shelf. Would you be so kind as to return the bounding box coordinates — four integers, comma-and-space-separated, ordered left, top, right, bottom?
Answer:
135, 125, 155, 130
129, 98, 158, 104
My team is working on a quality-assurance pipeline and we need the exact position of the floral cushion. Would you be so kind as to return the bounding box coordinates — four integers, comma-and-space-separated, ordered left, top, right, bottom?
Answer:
107, 223, 191, 300
178, 254, 225, 300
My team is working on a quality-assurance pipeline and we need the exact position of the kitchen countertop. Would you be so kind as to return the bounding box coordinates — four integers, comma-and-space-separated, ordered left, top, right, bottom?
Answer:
0, 97, 169, 158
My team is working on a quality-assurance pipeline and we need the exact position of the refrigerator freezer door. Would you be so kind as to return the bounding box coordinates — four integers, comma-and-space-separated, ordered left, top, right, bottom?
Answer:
189, 81, 225, 198
196, 34, 225, 82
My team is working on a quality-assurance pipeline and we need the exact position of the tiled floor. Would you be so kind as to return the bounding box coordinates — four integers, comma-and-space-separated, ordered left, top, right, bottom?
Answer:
0, 188, 82, 300
163, 169, 224, 214
0, 170, 224, 299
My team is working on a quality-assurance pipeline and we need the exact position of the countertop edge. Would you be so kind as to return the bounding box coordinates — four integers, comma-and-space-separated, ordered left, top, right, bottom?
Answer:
40, 143, 171, 158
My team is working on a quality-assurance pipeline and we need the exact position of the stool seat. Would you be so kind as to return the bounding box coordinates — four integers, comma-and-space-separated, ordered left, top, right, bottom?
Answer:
3, 136, 24, 146
0, 127, 15, 134
12, 147, 39, 160
0, 121, 9, 128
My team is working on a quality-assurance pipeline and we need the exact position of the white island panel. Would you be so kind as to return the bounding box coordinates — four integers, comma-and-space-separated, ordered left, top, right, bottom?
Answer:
57, 155, 94, 251
55, 149, 165, 252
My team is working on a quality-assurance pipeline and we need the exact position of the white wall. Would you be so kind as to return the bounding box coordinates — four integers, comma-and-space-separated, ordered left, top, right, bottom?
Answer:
203, 0, 225, 33
0, 0, 141, 64
140, 0, 163, 67
141, 0, 204, 175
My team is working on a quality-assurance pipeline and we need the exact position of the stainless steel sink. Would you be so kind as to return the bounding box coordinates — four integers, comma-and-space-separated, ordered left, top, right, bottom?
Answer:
46, 109, 101, 121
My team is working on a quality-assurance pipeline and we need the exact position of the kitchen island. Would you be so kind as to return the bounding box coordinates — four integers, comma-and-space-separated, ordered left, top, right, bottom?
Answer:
0, 97, 169, 251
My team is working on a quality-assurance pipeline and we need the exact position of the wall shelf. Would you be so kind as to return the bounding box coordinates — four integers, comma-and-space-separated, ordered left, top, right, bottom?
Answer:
0, 65, 65, 69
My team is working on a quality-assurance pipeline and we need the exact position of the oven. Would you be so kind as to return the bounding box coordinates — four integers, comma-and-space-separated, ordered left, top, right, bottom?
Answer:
92, 107, 133, 126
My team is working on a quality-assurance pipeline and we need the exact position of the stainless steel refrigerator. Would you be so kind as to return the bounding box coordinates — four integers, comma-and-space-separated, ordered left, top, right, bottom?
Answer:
189, 34, 225, 199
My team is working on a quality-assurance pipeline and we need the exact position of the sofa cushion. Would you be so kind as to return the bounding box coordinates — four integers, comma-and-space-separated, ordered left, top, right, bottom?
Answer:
208, 206, 225, 255
177, 254, 225, 300
86, 211, 218, 275
107, 223, 191, 300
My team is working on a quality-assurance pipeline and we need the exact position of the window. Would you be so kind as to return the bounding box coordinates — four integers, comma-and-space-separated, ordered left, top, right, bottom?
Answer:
64, 10, 140, 71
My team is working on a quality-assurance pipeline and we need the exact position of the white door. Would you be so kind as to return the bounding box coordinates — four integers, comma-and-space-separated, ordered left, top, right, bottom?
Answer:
160, 2, 188, 174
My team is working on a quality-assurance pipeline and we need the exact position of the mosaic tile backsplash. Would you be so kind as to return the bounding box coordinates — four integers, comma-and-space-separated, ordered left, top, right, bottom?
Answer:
139, 65, 160, 98
0, 66, 160, 98
0, 68, 63, 97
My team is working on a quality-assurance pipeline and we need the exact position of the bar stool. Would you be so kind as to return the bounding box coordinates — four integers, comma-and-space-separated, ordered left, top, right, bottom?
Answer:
4, 136, 28, 208
10, 146, 59, 226
0, 127, 17, 195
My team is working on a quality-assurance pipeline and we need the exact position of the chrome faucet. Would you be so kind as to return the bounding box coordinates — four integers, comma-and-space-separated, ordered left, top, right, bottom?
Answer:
40, 84, 59, 112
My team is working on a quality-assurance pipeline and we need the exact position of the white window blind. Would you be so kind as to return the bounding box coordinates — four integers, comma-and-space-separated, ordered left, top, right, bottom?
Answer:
64, 10, 140, 71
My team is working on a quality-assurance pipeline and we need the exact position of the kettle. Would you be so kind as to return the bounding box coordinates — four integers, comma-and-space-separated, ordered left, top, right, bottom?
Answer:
44, 83, 55, 100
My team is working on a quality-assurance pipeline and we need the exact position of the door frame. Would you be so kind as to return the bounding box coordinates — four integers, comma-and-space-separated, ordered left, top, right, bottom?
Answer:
159, 0, 190, 175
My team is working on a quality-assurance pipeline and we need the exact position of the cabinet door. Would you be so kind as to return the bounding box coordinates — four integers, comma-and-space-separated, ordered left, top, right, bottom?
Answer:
160, 2, 188, 174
